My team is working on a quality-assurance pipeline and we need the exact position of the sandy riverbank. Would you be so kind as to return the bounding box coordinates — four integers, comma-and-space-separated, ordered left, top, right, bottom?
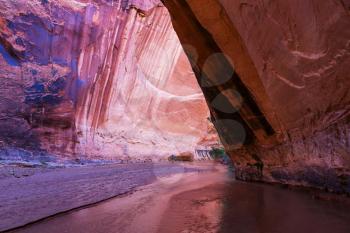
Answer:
3, 162, 228, 233
0, 162, 218, 232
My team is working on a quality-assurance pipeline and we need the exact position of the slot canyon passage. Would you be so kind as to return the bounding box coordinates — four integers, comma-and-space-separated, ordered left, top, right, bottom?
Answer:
0, 0, 350, 232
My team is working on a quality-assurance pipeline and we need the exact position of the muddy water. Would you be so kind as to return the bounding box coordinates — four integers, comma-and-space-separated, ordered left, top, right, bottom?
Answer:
9, 163, 350, 233
159, 182, 350, 233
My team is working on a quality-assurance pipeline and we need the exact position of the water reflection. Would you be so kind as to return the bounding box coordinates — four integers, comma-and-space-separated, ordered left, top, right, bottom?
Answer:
158, 181, 350, 233
219, 182, 350, 233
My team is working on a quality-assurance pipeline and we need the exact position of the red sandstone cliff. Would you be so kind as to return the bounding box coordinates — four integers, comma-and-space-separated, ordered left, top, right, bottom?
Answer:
0, 0, 217, 162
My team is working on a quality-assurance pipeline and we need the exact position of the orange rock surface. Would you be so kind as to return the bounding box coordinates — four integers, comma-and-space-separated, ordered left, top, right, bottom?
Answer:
0, 0, 218, 162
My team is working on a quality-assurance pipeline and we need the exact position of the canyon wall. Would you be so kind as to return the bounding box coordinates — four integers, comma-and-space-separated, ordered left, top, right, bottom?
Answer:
163, 0, 350, 193
1, 0, 349, 194
0, 0, 216, 163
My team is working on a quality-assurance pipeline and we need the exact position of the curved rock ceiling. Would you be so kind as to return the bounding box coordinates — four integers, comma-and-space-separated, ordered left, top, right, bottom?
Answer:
163, 0, 350, 193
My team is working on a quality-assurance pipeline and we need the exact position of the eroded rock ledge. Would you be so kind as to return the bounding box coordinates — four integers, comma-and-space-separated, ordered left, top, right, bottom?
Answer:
163, 0, 350, 193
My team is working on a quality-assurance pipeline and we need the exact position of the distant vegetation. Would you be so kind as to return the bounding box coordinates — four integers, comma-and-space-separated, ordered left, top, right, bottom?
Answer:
209, 147, 232, 165
209, 147, 225, 159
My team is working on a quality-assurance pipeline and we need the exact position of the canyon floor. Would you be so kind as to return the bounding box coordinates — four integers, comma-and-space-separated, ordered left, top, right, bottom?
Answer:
0, 162, 215, 232
1, 162, 350, 233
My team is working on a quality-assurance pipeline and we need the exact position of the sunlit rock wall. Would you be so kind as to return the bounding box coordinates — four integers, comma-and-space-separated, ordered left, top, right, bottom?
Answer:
0, 0, 216, 162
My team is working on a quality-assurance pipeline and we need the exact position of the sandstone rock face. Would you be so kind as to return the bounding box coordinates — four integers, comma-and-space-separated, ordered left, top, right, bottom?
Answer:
164, 0, 350, 193
218, 0, 350, 191
0, 0, 217, 162
2, 0, 348, 194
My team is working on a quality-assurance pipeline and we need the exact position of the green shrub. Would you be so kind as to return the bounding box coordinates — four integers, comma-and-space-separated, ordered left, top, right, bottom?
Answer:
209, 147, 226, 160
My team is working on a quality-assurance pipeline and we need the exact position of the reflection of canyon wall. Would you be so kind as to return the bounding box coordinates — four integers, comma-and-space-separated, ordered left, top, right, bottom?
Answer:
164, 0, 350, 193
0, 0, 216, 161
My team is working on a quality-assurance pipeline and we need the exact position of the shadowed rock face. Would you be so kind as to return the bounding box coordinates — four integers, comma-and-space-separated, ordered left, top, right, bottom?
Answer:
0, 0, 218, 162
163, 0, 350, 193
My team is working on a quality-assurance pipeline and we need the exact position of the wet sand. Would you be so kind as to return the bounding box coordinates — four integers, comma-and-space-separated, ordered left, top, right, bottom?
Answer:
6, 162, 227, 233
6, 163, 350, 233
0, 162, 213, 232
